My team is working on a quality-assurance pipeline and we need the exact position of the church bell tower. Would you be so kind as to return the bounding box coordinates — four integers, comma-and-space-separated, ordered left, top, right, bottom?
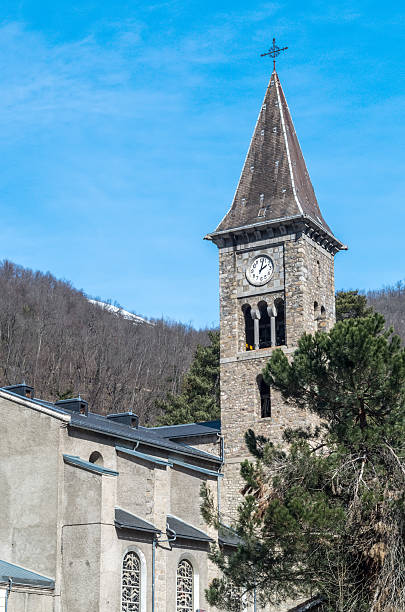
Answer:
205, 67, 345, 518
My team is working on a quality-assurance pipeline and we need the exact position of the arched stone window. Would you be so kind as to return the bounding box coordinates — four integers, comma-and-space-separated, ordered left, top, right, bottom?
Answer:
274, 298, 285, 346
176, 559, 193, 611
242, 304, 254, 351
257, 375, 271, 418
314, 301, 319, 319
89, 451, 103, 466
258, 302, 271, 349
122, 551, 141, 611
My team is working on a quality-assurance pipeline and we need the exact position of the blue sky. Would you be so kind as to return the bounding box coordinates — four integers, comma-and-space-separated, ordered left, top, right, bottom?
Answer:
0, 1, 403, 328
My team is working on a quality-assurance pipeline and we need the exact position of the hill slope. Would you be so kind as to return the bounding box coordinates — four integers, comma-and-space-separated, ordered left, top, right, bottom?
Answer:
367, 281, 405, 340
0, 260, 403, 425
0, 260, 210, 424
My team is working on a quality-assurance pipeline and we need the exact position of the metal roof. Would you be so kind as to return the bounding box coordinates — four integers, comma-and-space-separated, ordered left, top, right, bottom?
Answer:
0, 560, 54, 588
148, 420, 221, 439
69, 411, 222, 464
116, 445, 173, 467
170, 457, 222, 478
115, 508, 160, 534
63, 454, 119, 476
218, 524, 242, 548
0, 387, 222, 465
167, 515, 213, 543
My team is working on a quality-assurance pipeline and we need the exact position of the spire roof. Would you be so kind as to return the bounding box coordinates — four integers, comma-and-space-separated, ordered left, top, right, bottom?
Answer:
214, 70, 333, 236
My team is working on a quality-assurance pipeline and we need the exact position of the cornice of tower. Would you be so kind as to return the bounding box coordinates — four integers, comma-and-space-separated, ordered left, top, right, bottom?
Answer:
205, 213, 346, 255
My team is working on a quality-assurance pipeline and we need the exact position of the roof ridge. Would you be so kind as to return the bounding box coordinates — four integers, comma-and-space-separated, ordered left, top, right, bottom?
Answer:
275, 72, 304, 216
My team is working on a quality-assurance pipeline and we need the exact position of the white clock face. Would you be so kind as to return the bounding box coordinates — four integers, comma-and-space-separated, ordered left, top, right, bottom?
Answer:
246, 255, 274, 286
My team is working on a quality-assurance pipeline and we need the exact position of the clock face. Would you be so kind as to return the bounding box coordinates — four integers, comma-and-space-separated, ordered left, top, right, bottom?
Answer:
246, 255, 274, 286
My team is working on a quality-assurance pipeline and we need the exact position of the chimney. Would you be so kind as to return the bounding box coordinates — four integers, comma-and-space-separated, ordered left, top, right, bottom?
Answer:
106, 412, 139, 429
55, 397, 88, 416
4, 383, 34, 400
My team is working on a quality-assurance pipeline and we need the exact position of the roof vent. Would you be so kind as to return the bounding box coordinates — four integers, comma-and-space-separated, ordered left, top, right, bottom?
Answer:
106, 412, 139, 429
55, 397, 88, 416
3, 383, 34, 399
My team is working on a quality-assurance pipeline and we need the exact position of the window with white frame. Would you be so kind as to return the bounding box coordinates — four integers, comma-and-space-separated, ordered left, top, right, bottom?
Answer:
176, 559, 194, 611
122, 551, 141, 611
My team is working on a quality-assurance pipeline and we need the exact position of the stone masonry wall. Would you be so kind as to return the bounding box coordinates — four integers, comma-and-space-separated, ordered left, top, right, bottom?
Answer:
219, 230, 336, 521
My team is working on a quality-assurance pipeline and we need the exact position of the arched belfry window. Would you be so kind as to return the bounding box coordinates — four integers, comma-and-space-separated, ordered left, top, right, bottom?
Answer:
257, 375, 271, 418
274, 298, 285, 346
258, 302, 271, 349
176, 559, 193, 611
122, 551, 141, 611
242, 304, 254, 351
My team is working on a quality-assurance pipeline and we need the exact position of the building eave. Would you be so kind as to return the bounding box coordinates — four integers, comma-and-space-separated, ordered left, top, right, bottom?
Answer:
0, 389, 71, 423
69, 421, 222, 466
205, 214, 347, 254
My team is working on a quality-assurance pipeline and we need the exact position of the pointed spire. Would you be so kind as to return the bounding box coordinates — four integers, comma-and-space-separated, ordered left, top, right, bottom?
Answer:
214, 70, 334, 236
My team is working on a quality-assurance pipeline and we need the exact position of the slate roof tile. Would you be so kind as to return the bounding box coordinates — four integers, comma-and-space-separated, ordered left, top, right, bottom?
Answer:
115, 508, 160, 534
167, 515, 213, 543
213, 70, 334, 237
148, 420, 221, 439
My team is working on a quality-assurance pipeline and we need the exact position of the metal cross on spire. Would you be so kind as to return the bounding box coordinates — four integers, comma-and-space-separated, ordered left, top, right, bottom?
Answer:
261, 38, 288, 71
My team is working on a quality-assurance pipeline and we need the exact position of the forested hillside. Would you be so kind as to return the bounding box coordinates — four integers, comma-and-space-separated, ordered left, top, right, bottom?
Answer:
0, 260, 210, 424
0, 259, 403, 426
367, 281, 405, 340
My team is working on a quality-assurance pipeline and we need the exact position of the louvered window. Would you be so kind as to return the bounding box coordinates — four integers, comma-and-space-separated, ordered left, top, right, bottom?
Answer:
176, 559, 193, 611
122, 551, 141, 611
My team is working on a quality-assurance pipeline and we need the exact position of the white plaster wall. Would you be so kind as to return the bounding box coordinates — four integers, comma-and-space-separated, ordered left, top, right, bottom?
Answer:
2, 588, 54, 612
0, 397, 61, 580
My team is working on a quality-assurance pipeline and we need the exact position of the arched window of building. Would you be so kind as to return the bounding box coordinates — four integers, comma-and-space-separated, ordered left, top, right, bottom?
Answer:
122, 551, 141, 611
257, 375, 271, 418
258, 301, 271, 349
176, 559, 193, 611
274, 298, 285, 346
314, 301, 319, 320
89, 451, 103, 466
242, 304, 254, 351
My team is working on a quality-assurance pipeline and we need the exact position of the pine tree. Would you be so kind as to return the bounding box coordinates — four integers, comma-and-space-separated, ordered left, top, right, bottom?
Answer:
335, 289, 373, 321
157, 330, 220, 425
203, 314, 405, 611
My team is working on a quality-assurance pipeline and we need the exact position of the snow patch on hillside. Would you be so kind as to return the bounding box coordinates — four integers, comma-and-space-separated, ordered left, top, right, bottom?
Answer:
88, 299, 153, 325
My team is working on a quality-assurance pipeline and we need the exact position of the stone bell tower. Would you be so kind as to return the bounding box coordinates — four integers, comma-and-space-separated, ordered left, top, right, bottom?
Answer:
205, 68, 345, 518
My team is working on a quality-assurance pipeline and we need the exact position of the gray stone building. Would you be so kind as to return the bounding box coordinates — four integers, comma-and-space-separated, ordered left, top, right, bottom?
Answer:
0, 67, 344, 611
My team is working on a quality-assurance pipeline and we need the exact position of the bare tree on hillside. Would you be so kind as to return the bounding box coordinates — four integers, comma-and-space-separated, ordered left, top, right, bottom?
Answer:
0, 260, 211, 424
367, 281, 405, 340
